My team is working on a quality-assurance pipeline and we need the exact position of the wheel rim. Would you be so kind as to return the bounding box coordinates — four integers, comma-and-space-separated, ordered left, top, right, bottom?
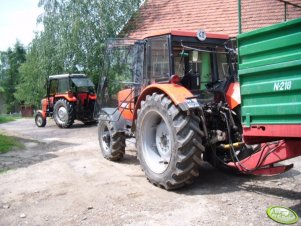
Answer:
56, 106, 68, 123
36, 115, 43, 126
141, 110, 172, 174
100, 124, 111, 153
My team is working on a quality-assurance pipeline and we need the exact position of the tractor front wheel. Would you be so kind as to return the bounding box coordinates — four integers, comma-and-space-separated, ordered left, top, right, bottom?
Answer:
35, 112, 46, 127
53, 99, 75, 128
136, 93, 204, 190
98, 116, 125, 161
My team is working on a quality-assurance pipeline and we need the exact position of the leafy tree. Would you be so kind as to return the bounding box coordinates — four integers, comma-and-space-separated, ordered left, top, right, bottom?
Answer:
0, 41, 26, 113
15, 38, 46, 106
17, 0, 143, 107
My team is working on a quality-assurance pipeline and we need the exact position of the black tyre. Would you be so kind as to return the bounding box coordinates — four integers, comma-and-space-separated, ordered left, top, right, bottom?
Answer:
53, 99, 75, 128
83, 120, 97, 126
136, 93, 205, 190
35, 112, 46, 127
98, 116, 125, 161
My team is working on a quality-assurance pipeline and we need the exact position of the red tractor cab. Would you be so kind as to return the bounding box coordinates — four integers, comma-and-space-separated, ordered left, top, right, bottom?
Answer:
35, 74, 96, 128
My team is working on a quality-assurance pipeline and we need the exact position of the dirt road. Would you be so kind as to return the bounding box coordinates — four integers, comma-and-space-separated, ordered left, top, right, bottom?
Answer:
0, 118, 300, 226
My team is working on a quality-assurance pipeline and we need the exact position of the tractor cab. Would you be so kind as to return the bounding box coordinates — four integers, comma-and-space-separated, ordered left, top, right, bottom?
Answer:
35, 74, 96, 128
46, 74, 95, 113
95, 30, 236, 122
48, 74, 95, 99
143, 30, 236, 100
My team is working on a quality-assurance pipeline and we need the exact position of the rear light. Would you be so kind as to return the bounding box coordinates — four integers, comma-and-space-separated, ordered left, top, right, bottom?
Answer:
68, 90, 73, 98
169, 74, 181, 84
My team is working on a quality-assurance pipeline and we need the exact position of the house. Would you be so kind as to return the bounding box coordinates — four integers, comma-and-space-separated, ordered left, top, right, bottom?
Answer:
122, 0, 301, 39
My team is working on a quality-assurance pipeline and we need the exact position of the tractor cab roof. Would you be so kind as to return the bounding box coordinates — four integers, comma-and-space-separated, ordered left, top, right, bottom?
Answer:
143, 29, 229, 40
48, 74, 87, 80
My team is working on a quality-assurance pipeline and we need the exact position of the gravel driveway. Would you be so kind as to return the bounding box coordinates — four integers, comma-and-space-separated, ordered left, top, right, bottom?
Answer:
0, 118, 300, 226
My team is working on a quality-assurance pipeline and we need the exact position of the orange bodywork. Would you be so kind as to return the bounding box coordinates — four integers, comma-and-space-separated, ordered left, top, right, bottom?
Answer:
54, 93, 77, 102
76, 93, 97, 104
132, 83, 194, 121
226, 82, 241, 109
118, 88, 135, 121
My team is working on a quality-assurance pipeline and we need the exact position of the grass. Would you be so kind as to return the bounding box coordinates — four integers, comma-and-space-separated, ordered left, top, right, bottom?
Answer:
0, 134, 24, 154
0, 115, 19, 124
0, 169, 9, 174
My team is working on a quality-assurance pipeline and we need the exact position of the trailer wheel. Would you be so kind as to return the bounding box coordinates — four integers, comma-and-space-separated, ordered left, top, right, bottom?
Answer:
35, 112, 46, 127
136, 93, 204, 190
98, 116, 125, 161
53, 99, 74, 128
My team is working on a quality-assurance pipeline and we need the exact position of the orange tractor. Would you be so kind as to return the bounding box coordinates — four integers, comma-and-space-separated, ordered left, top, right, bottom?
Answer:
96, 22, 301, 189
35, 74, 96, 128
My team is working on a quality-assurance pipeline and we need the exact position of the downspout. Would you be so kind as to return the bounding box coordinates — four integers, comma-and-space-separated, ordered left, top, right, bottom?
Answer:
284, 2, 287, 21
238, 0, 242, 34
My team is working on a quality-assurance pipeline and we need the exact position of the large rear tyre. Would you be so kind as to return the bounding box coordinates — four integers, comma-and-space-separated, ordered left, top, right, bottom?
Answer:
35, 112, 46, 127
136, 93, 205, 190
98, 116, 125, 161
53, 99, 75, 128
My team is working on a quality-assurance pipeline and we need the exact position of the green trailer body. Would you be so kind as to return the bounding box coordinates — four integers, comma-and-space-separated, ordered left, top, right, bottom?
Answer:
237, 17, 301, 143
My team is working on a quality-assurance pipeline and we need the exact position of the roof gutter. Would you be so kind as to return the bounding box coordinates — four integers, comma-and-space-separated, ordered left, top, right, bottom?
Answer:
238, 0, 242, 34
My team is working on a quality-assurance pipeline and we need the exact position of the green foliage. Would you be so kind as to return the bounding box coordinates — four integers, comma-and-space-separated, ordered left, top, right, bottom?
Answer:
15, 39, 47, 106
0, 42, 26, 113
0, 134, 24, 154
15, 0, 143, 108
0, 115, 18, 124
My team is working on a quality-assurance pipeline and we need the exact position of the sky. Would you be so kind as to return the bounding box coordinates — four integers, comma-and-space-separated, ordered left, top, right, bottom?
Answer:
0, 0, 43, 51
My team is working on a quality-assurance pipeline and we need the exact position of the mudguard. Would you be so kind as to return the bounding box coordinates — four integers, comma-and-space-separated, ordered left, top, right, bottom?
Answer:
55, 94, 77, 102
99, 108, 127, 132
133, 83, 197, 121
36, 109, 47, 119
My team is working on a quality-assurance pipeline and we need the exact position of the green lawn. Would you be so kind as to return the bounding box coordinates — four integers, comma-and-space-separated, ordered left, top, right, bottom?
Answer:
0, 115, 18, 124
0, 134, 24, 154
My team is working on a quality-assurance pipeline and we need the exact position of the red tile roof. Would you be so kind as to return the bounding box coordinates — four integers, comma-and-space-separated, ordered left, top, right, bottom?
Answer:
242, 0, 301, 32
123, 0, 301, 39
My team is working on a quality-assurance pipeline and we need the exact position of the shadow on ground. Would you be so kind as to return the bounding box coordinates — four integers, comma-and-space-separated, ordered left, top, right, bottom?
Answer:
0, 136, 76, 172
174, 162, 301, 201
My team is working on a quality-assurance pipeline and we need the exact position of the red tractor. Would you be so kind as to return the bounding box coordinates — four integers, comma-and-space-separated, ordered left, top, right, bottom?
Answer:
96, 19, 301, 190
35, 74, 96, 128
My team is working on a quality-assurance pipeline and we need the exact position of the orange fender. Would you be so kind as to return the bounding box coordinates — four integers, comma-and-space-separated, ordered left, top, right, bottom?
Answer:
55, 94, 77, 102
133, 83, 194, 121
36, 109, 47, 119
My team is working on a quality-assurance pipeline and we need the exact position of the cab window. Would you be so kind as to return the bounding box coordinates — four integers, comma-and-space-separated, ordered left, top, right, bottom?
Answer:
58, 78, 69, 93
49, 80, 58, 95
146, 36, 170, 83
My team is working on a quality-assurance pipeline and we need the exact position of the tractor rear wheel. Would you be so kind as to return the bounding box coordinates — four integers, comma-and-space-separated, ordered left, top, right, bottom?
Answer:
53, 99, 75, 128
136, 93, 204, 190
35, 112, 46, 127
98, 116, 125, 161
